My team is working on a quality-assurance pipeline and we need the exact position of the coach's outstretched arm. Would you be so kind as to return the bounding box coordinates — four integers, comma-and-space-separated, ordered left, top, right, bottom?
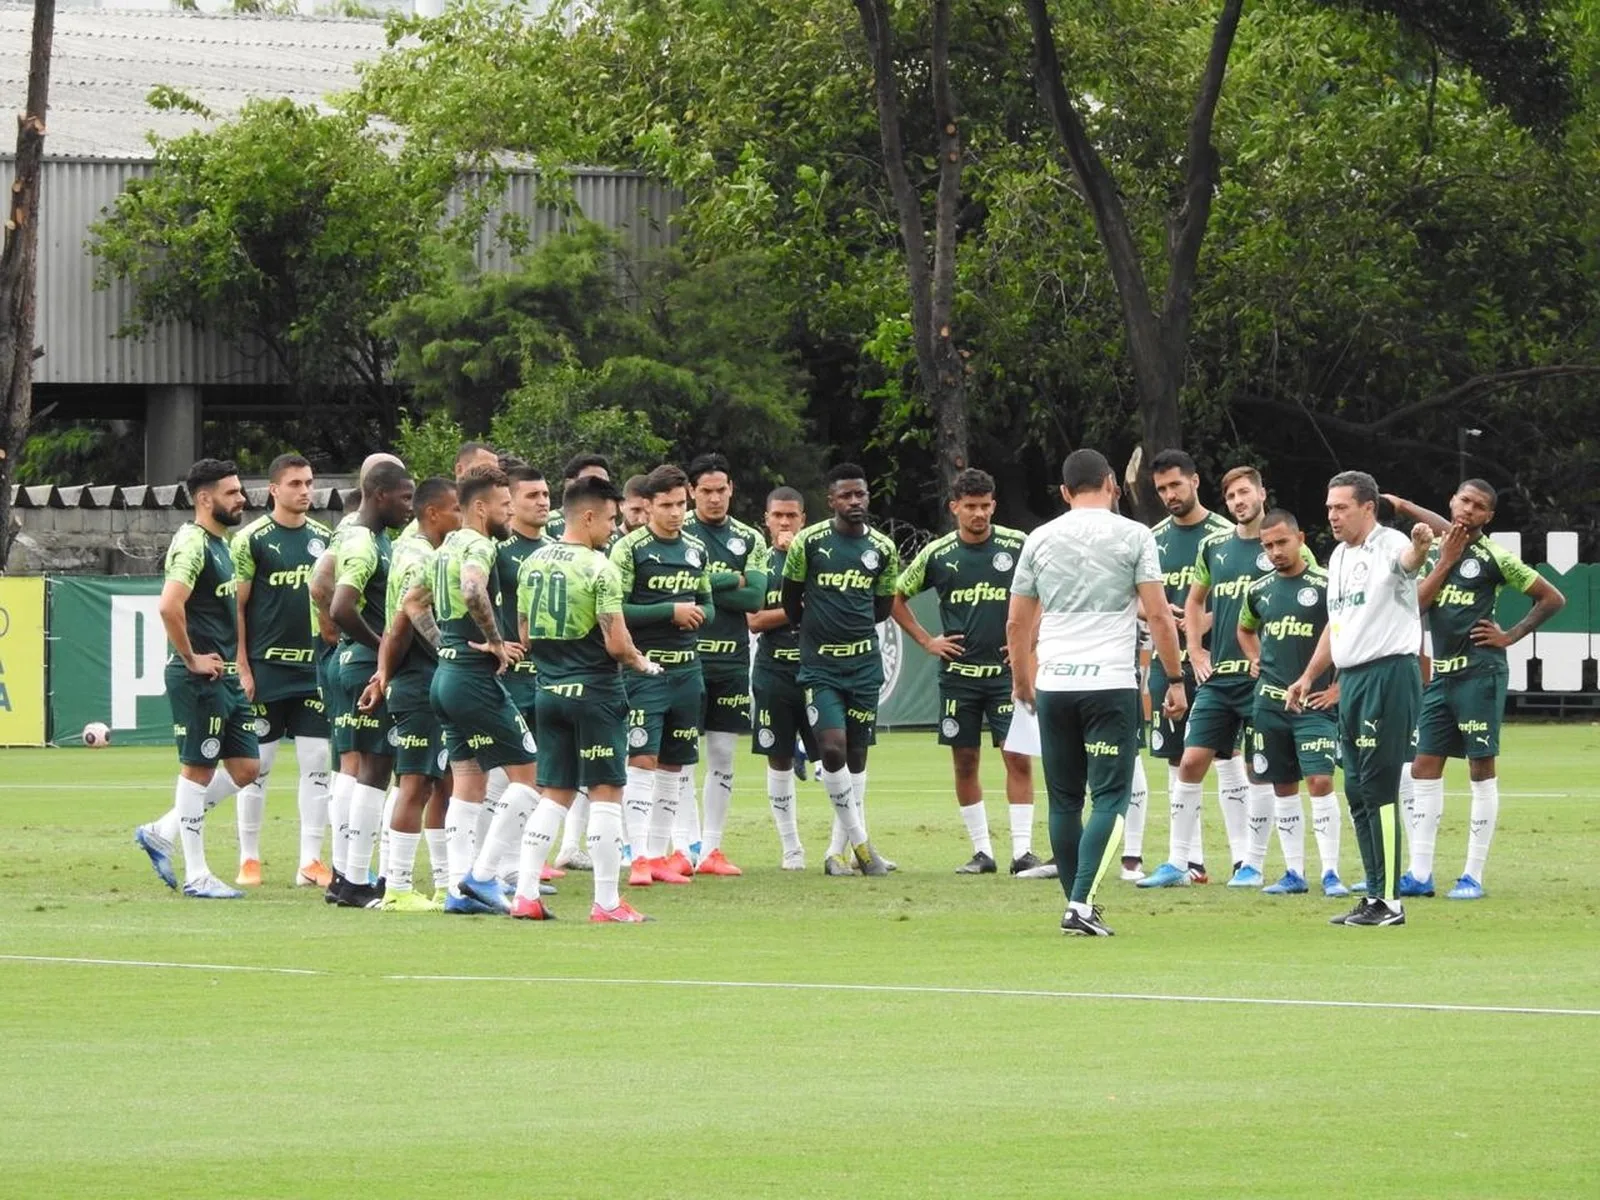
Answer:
1384, 494, 1451, 535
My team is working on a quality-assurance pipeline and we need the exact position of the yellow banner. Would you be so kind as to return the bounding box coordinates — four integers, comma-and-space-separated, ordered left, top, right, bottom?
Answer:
0, 577, 46, 745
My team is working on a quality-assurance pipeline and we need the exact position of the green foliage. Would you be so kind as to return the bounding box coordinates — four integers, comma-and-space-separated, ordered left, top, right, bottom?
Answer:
15, 423, 143, 487
394, 410, 468, 483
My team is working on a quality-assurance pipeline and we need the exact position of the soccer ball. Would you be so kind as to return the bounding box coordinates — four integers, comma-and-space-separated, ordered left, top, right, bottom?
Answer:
82, 722, 111, 748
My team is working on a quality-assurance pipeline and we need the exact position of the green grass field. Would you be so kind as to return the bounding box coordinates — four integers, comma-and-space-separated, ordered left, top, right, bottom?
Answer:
2, 724, 1597, 1198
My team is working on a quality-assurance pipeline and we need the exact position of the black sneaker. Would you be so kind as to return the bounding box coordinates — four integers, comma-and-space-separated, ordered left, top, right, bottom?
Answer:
1060, 905, 1114, 937
1010, 851, 1045, 875
1329, 898, 1376, 925
956, 851, 997, 875
324, 869, 346, 905
1344, 898, 1406, 926
336, 877, 385, 910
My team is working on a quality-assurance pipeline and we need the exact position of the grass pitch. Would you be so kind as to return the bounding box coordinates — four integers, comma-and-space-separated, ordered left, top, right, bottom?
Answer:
1, 724, 1597, 1198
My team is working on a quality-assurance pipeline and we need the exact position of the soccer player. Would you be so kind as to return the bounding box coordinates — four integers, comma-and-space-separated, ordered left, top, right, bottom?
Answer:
893, 468, 1040, 875
228, 454, 335, 887
621, 475, 650, 533
1286, 470, 1432, 926
781, 463, 898, 877
544, 453, 613, 539
749, 486, 816, 868
361, 477, 461, 911
684, 452, 770, 876
1006, 449, 1185, 936
1236, 510, 1349, 897
1392, 482, 1564, 900
611, 464, 715, 886
518, 475, 663, 922
1143, 449, 1234, 882
133, 459, 261, 899
328, 460, 415, 907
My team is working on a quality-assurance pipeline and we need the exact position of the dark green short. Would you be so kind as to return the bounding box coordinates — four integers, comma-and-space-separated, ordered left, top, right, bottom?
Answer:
1338, 653, 1423, 803
535, 677, 629, 791
166, 663, 258, 767
389, 702, 448, 780
1249, 699, 1338, 784
1416, 666, 1507, 760
1147, 659, 1195, 763
247, 691, 328, 743
502, 658, 541, 713
431, 664, 536, 770
337, 652, 393, 758
1035, 688, 1140, 815
801, 681, 879, 753
937, 672, 1014, 748
624, 667, 705, 766
701, 662, 753, 735
248, 658, 320, 706
1183, 673, 1254, 757
751, 663, 818, 760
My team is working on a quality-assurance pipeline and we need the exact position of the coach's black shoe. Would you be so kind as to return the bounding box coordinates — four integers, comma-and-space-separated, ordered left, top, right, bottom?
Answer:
1061, 905, 1114, 937
336, 877, 385, 910
324, 869, 346, 905
1344, 898, 1406, 927
1329, 898, 1376, 925
1010, 851, 1045, 876
956, 852, 997, 875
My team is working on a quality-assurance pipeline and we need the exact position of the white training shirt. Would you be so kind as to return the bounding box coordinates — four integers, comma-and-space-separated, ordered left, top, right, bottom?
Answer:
1012, 507, 1162, 692
1326, 523, 1424, 668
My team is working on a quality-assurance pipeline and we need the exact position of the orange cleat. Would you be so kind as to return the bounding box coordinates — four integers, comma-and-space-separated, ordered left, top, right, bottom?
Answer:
663, 850, 695, 878
235, 859, 262, 887
540, 863, 565, 881
650, 856, 693, 885
628, 858, 655, 887
695, 849, 743, 877
295, 860, 333, 888
590, 898, 653, 923
509, 895, 556, 920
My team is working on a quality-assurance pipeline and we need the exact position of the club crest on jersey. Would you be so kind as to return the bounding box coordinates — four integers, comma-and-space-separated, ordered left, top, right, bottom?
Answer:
727, 537, 747, 556
253, 717, 271, 738
1256, 552, 1272, 572
308, 538, 327, 557
1252, 752, 1269, 775
940, 717, 960, 739
1151, 730, 1164, 751
861, 548, 881, 571
437, 748, 449, 771
521, 731, 536, 754
1297, 586, 1319, 607
1351, 561, 1370, 583
1460, 557, 1482, 579
993, 552, 1014, 572
757, 728, 775, 749
805, 705, 821, 727
200, 737, 222, 760
387, 725, 401, 747
628, 726, 649, 749
685, 547, 703, 568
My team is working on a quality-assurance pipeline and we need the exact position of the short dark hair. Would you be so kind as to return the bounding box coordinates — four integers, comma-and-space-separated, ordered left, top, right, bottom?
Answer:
1460, 478, 1498, 508
641, 464, 689, 499
1328, 470, 1379, 507
562, 452, 612, 481
267, 453, 311, 483
363, 460, 411, 499
458, 465, 510, 508
766, 485, 804, 508
1150, 448, 1197, 477
623, 473, 650, 499
563, 474, 624, 512
186, 458, 239, 493
687, 452, 731, 486
1260, 508, 1300, 533
951, 468, 995, 500
1060, 449, 1112, 495
497, 452, 528, 472
455, 441, 497, 467
413, 476, 456, 514
1221, 465, 1263, 492
825, 462, 867, 489
506, 465, 545, 487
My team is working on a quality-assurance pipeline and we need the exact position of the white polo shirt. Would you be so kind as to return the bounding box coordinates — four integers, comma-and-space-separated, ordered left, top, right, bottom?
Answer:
1326, 524, 1423, 668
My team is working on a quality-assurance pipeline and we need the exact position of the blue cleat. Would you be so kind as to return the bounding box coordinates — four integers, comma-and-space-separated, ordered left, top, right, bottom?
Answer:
1321, 871, 1351, 898
458, 871, 511, 914
1227, 865, 1264, 888
1350, 880, 1369, 894
181, 873, 244, 899
443, 889, 499, 915
1398, 871, 1435, 898
1135, 862, 1190, 889
1447, 875, 1484, 900
1262, 870, 1309, 895
134, 825, 177, 890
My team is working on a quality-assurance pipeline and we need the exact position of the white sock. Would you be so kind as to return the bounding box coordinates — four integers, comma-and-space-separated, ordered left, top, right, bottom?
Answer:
1244, 782, 1274, 871
646, 769, 681, 859
1174, 764, 1203, 866
1408, 776, 1445, 880
1465, 777, 1499, 882
768, 766, 801, 853
387, 830, 420, 893
823, 767, 866, 846
827, 812, 850, 858
1008, 802, 1034, 860
1214, 757, 1249, 865
443, 796, 481, 887
424, 827, 449, 891
345, 783, 386, 885
1168, 779, 1204, 870
588, 800, 624, 909
1311, 791, 1341, 878
1274, 790, 1305, 877
514, 797, 566, 900
1399, 760, 1416, 825
329, 772, 356, 877
478, 768, 509, 854
496, 793, 534, 880
472, 782, 536, 881
558, 789, 590, 858
151, 805, 181, 845
174, 775, 212, 883
295, 737, 331, 869
673, 765, 702, 854
1123, 756, 1148, 859
701, 732, 737, 854
377, 787, 398, 882
960, 801, 992, 857
622, 766, 655, 858
850, 770, 869, 838
236, 738, 279, 863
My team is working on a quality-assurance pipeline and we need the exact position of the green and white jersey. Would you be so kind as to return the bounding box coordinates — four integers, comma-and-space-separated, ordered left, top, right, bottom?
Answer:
1193, 530, 1318, 680
495, 529, 552, 642
781, 520, 899, 668
1423, 536, 1539, 675
1241, 566, 1332, 705
1012, 508, 1161, 693
431, 527, 502, 671
520, 541, 625, 684
1327, 525, 1424, 669
1153, 510, 1233, 655
685, 513, 770, 667
164, 522, 239, 661
232, 514, 331, 676
610, 525, 715, 664
386, 529, 439, 679
332, 523, 392, 667
896, 525, 1026, 677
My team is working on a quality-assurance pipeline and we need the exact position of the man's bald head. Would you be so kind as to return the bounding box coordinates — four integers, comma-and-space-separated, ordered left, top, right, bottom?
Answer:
358, 452, 404, 487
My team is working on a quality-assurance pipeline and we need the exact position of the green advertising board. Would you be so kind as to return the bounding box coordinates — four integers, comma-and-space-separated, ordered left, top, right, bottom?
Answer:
876, 588, 942, 728
48, 575, 170, 747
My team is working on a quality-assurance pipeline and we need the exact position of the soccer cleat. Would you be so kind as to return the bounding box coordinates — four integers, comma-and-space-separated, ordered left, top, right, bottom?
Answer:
1187, 864, 1211, 884
628, 858, 654, 887
324, 870, 345, 906
235, 858, 262, 887
553, 847, 592, 871
1119, 856, 1144, 882
650, 856, 693, 885
1015, 857, 1060, 880
1350, 880, 1369, 894
663, 850, 696, 879
1329, 898, 1375, 925
591, 899, 653, 923
1447, 875, 1485, 900
458, 871, 511, 914
1060, 906, 1114, 937
852, 842, 891, 877
381, 888, 437, 913
509, 895, 556, 920
1262, 870, 1309, 895
295, 860, 333, 889
781, 848, 808, 871
443, 889, 498, 915
696, 849, 743, 876
1135, 862, 1190, 889
540, 863, 565, 881
1398, 871, 1435, 898
1227, 865, 1264, 888
1009, 851, 1045, 876
182, 873, 244, 900
1344, 899, 1406, 926
336, 878, 385, 909
134, 825, 178, 890
1321, 871, 1351, 898
956, 851, 997, 875
824, 853, 857, 877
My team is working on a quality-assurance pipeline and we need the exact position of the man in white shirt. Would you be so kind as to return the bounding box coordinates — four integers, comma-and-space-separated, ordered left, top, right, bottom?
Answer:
1007, 450, 1186, 936
1286, 471, 1433, 927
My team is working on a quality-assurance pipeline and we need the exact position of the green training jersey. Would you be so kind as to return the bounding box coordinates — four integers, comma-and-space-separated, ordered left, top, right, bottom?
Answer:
1194, 529, 1316, 679
431, 527, 502, 671
164, 522, 239, 661
754, 566, 801, 672
1423, 536, 1540, 675
1152, 510, 1233, 657
782, 520, 899, 667
520, 541, 625, 684
232, 514, 331, 680
610, 525, 715, 665
684, 513, 770, 667
495, 529, 552, 641
1240, 565, 1332, 704
896, 525, 1026, 677
332, 523, 392, 667
386, 529, 439, 683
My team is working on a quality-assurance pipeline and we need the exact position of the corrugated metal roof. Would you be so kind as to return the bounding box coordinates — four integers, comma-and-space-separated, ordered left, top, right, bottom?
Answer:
10, 482, 360, 510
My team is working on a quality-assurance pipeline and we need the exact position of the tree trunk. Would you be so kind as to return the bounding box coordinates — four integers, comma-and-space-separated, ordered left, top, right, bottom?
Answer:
0, 0, 55, 571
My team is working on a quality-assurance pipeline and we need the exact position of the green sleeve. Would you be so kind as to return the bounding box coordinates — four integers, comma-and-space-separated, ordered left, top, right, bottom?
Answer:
595, 560, 624, 616
1239, 589, 1261, 632
230, 530, 257, 584
709, 569, 743, 591
1192, 540, 1213, 588
897, 543, 932, 596
623, 601, 678, 626
1299, 544, 1318, 568
782, 534, 808, 582
335, 528, 377, 592
164, 527, 205, 589
875, 542, 901, 597
610, 537, 636, 597
1486, 541, 1541, 594
716, 568, 767, 614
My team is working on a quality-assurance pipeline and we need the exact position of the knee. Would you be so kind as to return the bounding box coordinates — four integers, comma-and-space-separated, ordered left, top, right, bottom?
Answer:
951, 749, 981, 779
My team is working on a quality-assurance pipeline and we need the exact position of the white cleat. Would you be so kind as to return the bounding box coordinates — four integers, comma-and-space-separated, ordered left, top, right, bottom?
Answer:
781, 848, 807, 871
554, 848, 593, 871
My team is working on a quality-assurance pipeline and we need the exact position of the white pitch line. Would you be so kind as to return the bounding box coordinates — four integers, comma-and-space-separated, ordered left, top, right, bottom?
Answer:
0, 953, 322, 977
